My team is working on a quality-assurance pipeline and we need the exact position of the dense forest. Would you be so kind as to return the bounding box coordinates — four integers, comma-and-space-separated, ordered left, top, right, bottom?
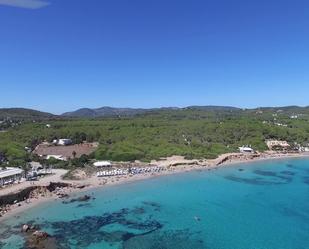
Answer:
0, 107, 309, 168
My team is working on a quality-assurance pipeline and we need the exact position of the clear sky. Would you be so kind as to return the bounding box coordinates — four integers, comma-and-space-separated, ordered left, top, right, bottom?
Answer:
0, 0, 308, 114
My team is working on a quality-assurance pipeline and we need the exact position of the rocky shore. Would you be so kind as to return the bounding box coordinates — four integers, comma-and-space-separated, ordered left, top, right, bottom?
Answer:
0, 182, 84, 218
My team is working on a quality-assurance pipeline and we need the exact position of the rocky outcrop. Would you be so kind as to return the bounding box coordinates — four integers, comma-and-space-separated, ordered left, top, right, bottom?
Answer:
169, 161, 199, 167
63, 194, 92, 204
32, 230, 50, 239
0, 182, 71, 206
46, 182, 71, 192
0, 186, 37, 206
21, 224, 58, 249
213, 153, 261, 166
22, 224, 30, 232
0, 182, 73, 217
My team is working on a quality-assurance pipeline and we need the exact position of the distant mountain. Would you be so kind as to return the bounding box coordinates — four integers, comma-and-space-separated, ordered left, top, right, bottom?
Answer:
256, 106, 309, 113
0, 108, 55, 120
2, 106, 309, 119
62, 107, 152, 118
185, 106, 241, 112
62, 105, 243, 118
62, 108, 97, 117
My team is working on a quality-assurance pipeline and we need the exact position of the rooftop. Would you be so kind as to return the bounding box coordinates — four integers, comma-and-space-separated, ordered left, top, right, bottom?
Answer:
94, 161, 112, 167
0, 167, 23, 178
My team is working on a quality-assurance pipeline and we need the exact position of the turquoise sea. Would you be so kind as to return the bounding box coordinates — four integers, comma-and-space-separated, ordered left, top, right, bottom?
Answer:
1, 158, 309, 249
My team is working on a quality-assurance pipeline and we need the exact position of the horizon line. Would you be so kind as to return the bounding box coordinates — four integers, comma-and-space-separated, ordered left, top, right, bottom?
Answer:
1, 104, 309, 116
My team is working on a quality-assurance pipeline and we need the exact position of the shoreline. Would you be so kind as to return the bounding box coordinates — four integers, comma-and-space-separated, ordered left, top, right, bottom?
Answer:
1, 152, 309, 222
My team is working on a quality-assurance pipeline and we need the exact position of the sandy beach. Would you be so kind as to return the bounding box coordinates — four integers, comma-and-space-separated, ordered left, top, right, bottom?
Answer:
1, 151, 309, 222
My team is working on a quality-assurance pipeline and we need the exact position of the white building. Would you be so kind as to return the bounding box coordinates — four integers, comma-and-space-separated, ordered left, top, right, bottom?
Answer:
266, 140, 290, 150
30, 162, 52, 175
275, 123, 288, 127
93, 161, 112, 168
297, 146, 309, 152
239, 146, 254, 153
0, 167, 24, 186
46, 155, 66, 161
57, 139, 72, 146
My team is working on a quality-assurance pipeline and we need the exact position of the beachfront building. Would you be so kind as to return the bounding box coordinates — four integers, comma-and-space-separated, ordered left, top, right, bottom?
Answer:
93, 161, 112, 168
239, 146, 254, 153
299, 147, 309, 152
57, 139, 73, 146
0, 167, 24, 187
266, 140, 290, 150
30, 161, 52, 175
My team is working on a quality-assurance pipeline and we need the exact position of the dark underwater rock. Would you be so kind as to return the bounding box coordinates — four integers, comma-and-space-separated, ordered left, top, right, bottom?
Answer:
62, 194, 92, 204
76, 195, 91, 202
303, 176, 309, 185
123, 230, 205, 249
280, 170, 296, 176
224, 174, 291, 185
36, 203, 163, 248
253, 170, 277, 177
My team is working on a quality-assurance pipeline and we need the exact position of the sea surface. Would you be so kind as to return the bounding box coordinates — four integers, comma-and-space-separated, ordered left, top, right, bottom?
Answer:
1, 158, 309, 249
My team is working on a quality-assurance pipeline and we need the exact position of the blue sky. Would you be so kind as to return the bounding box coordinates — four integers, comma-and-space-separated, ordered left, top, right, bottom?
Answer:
0, 0, 308, 114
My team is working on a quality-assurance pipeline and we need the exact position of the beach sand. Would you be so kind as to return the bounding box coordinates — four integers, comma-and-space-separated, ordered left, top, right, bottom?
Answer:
1, 151, 309, 222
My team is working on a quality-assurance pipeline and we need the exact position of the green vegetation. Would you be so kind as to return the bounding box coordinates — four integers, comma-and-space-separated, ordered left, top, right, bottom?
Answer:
1, 107, 309, 167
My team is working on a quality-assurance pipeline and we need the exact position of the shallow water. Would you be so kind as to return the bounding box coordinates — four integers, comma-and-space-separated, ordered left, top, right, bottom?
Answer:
1, 158, 309, 249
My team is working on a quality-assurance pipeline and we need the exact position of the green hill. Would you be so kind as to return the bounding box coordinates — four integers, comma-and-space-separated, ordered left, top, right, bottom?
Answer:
1, 105, 309, 167
0, 108, 55, 120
